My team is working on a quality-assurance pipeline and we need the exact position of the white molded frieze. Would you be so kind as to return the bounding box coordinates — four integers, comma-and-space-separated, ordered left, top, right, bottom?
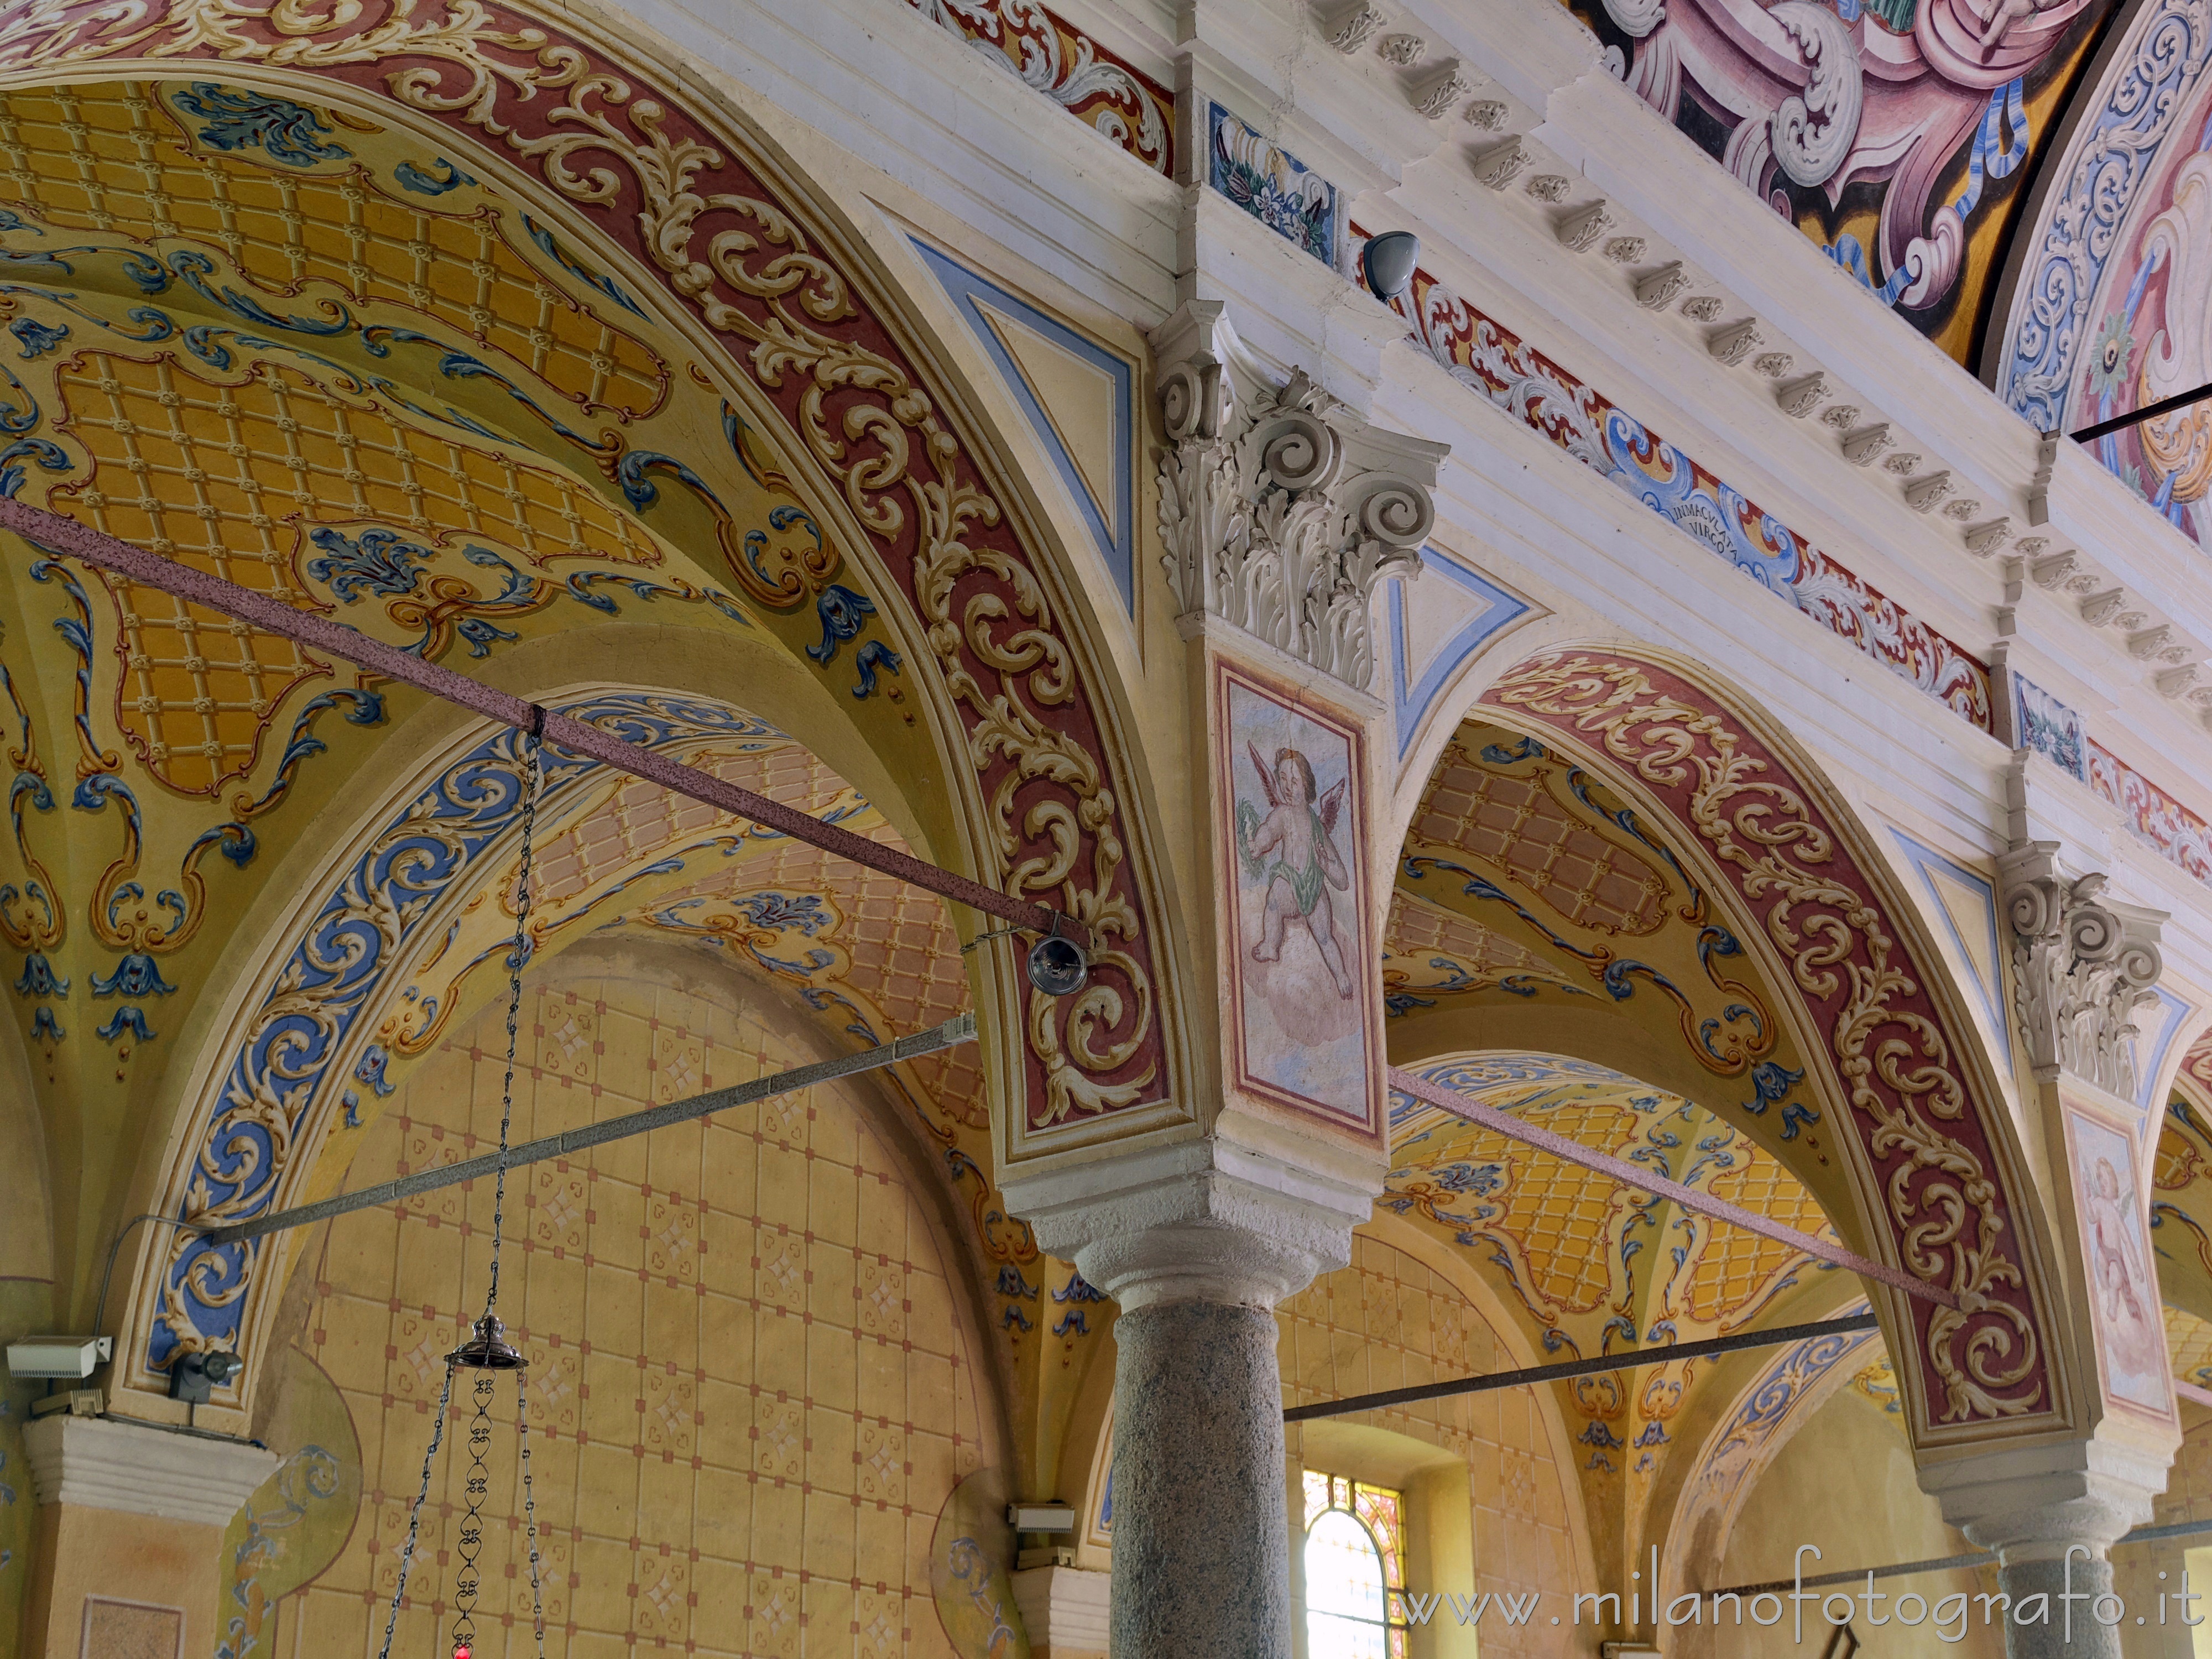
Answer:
2000, 841, 2166, 1097
1152, 302, 1446, 690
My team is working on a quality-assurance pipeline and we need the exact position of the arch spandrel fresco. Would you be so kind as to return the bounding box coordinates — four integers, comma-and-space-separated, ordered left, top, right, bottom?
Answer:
1561, 0, 2112, 362
1993, 0, 2212, 549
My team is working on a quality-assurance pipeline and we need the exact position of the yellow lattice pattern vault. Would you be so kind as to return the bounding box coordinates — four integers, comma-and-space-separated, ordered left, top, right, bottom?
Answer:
1411, 741, 1669, 936
0, 81, 669, 419
1383, 891, 1564, 976
1682, 1157, 1835, 1326
1387, 1063, 1832, 1337
61, 349, 667, 794
624, 842, 985, 1127
2168, 1303, 2212, 1386
288, 963, 985, 1658
531, 743, 864, 910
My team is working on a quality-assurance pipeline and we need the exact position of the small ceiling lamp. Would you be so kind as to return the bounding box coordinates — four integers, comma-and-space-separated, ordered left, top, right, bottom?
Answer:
377, 734, 550, 1659
1026, 916, 1089, 998
963, 914, 1091, 998
1361, 230, 1420, 303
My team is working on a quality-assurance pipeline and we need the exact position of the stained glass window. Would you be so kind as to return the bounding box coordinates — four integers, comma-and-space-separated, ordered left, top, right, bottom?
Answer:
1302, 1470, 1410, 1659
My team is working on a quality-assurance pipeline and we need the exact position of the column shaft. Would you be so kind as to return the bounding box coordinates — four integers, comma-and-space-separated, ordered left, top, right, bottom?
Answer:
1997, 1555, 2122, 1659
1110, 1300, 1292, 1659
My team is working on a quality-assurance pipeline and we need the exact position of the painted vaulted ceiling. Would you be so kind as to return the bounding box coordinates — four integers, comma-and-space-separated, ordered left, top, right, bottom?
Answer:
1561, 0, 2115, 362
0, 73, 1105, 1396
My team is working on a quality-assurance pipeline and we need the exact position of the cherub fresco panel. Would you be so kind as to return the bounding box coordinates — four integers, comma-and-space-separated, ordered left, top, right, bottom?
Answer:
2067, 1105, 2171, 1416
1222, 669, 1375, 1128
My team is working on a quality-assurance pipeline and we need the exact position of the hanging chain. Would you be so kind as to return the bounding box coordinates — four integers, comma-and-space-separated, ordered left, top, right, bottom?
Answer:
375, 1360, 456, 1659
450, 1370, 496, 1654
379, 731, 545, 1659
484, 733, 542, 1321
517, 1366, 549, 1655
453, 733, 542, 1658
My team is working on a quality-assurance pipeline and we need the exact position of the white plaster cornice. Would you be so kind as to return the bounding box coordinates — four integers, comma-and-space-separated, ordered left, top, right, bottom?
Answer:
23, 1415, 278, 1527
1000, 1132, 1378, 1312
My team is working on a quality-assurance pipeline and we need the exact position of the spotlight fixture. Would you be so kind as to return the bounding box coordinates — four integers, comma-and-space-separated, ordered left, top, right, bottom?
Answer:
168, 1348, 240, 1405
1026, 933, 1089, 998
1360, 230, 1420, 302
965, 915, 1091, 997
6, 1335, 111, 1380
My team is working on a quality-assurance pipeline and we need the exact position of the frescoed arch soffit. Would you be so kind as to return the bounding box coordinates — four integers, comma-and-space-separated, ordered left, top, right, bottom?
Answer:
0, 7, 1177, 1381
1385, 647, 2067, 1446
120, 692, 1066, 1397
1384, 1052, 1855, 1506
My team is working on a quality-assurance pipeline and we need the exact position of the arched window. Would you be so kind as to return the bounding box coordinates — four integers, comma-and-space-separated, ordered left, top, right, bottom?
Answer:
1302, 1471, 1410, 1659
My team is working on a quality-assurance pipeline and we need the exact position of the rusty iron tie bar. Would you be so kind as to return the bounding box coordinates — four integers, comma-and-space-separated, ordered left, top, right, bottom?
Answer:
1286, 1311, 1883, 1423
0, 498, 1088, 946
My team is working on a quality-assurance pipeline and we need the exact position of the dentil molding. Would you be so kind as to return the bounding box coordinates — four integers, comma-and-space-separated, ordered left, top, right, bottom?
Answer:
1151, 301, 1446, 690
2000, 841, 2167, 1097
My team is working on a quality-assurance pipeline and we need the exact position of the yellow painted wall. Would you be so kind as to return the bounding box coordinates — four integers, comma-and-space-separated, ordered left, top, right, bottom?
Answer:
1691, 1385, 2000, 1659
1280, 1229, 1587, 1658
2115, 1406, 2212, 1658
235, 943, 1011, 1657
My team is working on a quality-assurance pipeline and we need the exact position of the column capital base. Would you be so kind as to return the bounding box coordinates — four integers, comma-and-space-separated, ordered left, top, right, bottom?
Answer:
1000, 1133, 1374, 1311
1918, 1436, 2168, 1559
24, 1413, 279, 1527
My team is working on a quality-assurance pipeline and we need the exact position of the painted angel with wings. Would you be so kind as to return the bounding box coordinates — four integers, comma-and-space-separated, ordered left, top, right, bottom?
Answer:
1236, 743, 1356, 999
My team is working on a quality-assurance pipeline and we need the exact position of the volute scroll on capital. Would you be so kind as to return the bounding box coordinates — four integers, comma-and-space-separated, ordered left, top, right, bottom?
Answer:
1153, 302, 1448, 690
1999, 840, 2167, 1097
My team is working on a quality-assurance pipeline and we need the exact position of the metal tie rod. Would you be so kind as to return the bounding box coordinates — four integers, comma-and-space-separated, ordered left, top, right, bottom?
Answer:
1715, 1516, 2212, 1600
0, 499, 1087, 947
2071, 377, 2212, 444
1387, 1067, 1960, 1310
1284, 1311, 1880, 1423
192, 1013, 977, 1248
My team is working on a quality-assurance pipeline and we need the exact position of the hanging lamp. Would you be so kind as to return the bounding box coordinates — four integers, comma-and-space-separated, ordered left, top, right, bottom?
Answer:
377, 731, 550, 1659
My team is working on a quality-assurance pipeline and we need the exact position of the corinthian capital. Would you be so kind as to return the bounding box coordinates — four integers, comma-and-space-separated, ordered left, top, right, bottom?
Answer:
1999, 841, 2166, 1096
1151, 302, 1447, 690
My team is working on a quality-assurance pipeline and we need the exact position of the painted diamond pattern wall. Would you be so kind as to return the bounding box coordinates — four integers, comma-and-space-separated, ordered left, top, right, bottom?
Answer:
280, 962, 987, 1657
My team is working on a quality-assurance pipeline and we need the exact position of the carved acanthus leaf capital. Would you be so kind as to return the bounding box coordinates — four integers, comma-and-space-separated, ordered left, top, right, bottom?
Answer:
1999, 841, 2166, 1095
1152, 302, 1447, 689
